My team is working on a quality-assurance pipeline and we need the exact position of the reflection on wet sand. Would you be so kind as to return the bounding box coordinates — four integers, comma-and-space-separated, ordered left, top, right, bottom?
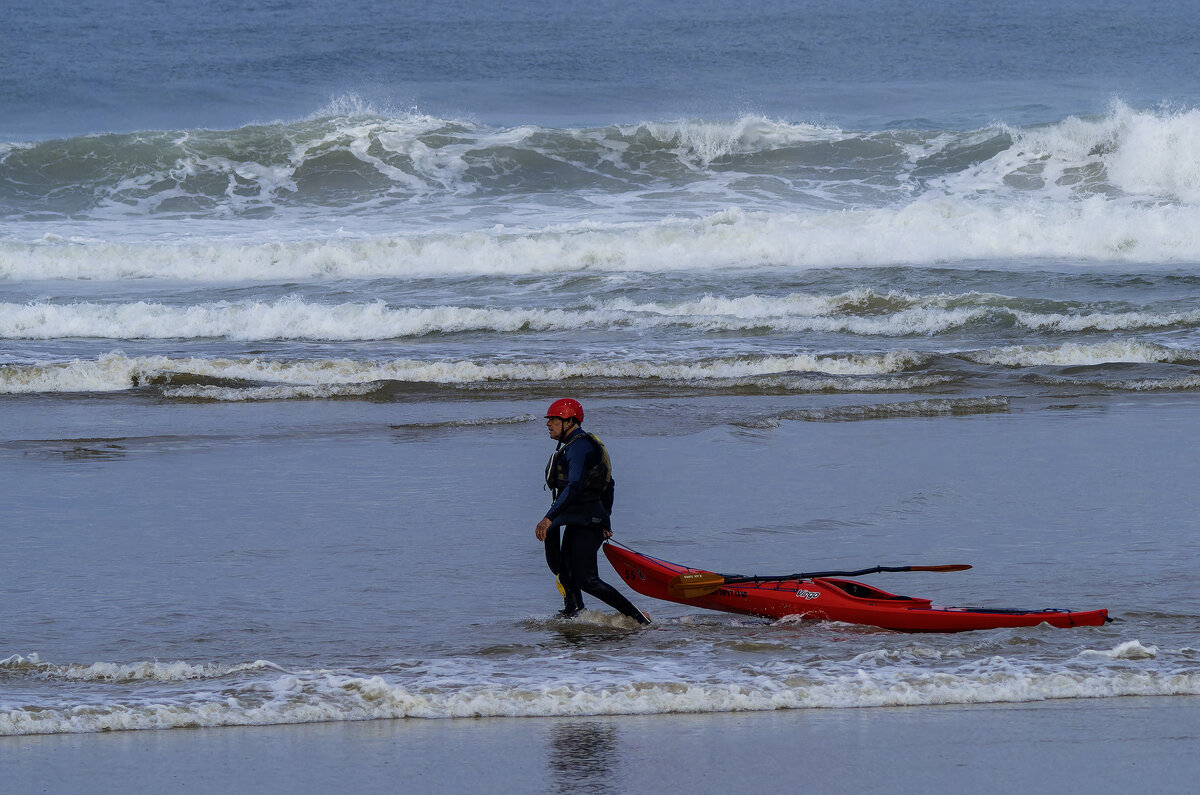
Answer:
548, 719, 619, 794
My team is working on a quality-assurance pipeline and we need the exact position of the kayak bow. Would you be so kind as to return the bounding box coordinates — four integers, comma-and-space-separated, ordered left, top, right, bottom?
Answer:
603, 542, 1109, 632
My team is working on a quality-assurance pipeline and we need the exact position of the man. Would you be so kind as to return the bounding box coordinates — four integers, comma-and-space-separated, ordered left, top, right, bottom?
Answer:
536, 398, 651, 624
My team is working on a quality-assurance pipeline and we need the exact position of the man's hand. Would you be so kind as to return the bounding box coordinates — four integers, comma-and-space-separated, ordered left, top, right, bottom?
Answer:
535, 517, 553, 541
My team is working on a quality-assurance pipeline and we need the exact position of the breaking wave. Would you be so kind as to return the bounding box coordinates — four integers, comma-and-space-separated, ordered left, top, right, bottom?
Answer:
6, 198, 1200, 281
4, 101, 1200, 280
1, 641, 1193, 736
0, 654, 281, 682
4, 342, 1199, 398
4, 292, 1200, 340
0, 350, 930, 396
5, 99, 1200, 221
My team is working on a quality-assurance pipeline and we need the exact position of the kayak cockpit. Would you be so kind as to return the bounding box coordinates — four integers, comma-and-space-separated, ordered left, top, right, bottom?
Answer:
816, 578, 921, 601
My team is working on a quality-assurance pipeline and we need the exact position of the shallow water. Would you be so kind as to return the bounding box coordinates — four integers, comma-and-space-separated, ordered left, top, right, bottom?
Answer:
5, 699, 1200, 795
3, 393, 1198, 734
3, 0, 1200, 745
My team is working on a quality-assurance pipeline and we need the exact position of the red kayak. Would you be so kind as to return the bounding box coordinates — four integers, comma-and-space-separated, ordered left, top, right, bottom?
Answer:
603, 542, 1109, 632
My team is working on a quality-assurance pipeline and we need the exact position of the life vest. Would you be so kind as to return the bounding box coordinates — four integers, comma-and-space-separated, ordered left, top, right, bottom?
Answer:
545, 431, 613, 503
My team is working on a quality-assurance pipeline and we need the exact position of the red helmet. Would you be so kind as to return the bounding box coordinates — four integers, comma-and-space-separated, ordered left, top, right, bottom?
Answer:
545, 398, 584, 422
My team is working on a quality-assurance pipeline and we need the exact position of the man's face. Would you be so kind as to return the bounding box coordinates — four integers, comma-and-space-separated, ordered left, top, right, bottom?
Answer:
546, 416, 569, 441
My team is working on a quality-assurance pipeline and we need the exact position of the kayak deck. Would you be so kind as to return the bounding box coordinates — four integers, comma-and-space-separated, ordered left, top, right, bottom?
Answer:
603, 542, 1109, 632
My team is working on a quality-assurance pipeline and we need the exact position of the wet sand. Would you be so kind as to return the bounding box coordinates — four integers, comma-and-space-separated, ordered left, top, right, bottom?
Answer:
5, 696, 1198, 794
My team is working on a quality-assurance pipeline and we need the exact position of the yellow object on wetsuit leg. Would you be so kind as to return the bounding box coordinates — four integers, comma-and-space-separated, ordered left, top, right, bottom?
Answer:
555, 575, 566, 596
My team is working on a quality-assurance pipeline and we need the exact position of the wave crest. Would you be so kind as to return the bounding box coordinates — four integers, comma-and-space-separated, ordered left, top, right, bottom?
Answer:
0, 654, 281, 682
8, 198, 1200, 282
6, 101, 1200, 227
0, 350, 929, 396
2, 643, 1195, 736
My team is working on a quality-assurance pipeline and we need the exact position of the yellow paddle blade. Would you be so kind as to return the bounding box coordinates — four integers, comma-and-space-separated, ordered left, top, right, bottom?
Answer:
667, 571, 726, 599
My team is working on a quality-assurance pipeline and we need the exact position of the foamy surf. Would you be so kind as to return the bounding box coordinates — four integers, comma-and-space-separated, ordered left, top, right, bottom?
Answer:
1, 641, 1193, 736
0, 654, 283, 682
6, 101, 1200, 223
4, 341, 1198, 399
0, 350, 933, 395
6, 198, 1200, 282
963, 340, 1199, 367
6, 293, 1198, 340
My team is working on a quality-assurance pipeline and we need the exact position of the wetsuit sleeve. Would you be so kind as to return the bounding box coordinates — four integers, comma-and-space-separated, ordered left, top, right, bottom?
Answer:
544, 439, 590, 523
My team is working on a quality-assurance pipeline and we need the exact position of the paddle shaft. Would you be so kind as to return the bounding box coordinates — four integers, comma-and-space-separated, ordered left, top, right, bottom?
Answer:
720, 563, 970, 585
666, 564, 971, 599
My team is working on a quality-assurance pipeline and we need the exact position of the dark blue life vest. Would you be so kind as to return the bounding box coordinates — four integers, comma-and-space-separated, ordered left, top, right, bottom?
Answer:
545, 431, 614, 512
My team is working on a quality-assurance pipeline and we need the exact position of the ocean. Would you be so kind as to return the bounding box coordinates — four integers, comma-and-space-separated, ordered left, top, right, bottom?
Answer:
3, 1, 1200, 791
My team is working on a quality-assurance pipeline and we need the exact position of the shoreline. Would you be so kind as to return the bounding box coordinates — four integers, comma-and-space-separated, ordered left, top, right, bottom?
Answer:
5, 696, 1198, 793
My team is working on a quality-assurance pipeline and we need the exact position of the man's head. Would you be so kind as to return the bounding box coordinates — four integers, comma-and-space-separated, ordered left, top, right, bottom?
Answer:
545, 398, 584, 441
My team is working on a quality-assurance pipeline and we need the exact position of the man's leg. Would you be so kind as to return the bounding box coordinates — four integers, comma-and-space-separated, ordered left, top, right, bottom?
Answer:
562, 526, 650, 624
549, 525, 585, 615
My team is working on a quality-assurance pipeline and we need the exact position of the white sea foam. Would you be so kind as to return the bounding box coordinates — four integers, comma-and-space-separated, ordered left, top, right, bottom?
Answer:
0, 299, 591, 340
160, 383, 381, 401
0, 350, 928, 395
1030, 374, 1200, 391
2, 649, 1195, 736
629, 115, 836, 166
1022, 101, 1200, 203
0, 654, 281, 682
1011, 308, 1200, 333
928, 100, 1200, 205
4, 294, 1197, 341
5, 339, 1196, 396
1077, 640, 1158, 660
9, 102, 1200, 271
6, 193, 1200, 281
963, 340, 1194, 367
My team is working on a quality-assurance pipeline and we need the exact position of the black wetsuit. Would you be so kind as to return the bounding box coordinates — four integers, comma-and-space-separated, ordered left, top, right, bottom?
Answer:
544, 427, 648, 623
